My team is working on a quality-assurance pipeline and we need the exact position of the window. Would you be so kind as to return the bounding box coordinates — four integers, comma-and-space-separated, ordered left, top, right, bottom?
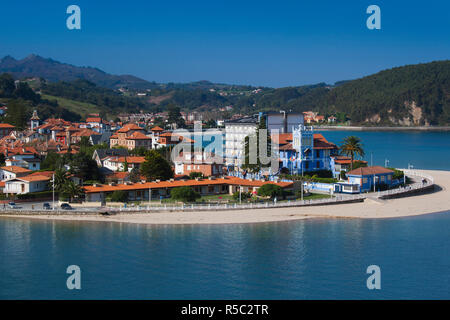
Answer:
363, 178, 368, 184
316, 161, 320, 168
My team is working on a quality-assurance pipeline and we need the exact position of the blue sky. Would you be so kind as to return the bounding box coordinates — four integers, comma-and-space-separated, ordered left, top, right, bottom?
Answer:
0, 0, 449, 87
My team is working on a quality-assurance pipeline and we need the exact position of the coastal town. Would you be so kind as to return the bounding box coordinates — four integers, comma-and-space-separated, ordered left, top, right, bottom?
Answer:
0, 106, 411, 211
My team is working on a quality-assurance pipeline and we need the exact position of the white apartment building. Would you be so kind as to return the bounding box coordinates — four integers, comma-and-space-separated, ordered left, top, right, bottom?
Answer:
224, 112, 304, 168
225, 116, 259, 167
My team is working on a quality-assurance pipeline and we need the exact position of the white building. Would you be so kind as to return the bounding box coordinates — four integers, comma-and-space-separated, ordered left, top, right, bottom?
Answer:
224, 116, 259, 167
4, 175, 50, 194
102, 156, 145, 172
224, 112, 304, 168
0, 166, 32, 181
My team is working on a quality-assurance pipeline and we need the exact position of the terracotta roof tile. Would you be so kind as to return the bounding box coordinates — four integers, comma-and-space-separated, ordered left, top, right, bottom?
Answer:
347, 166, 394, 176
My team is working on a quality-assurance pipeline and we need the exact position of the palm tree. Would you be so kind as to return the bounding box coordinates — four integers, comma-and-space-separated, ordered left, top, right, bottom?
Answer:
53, 168, 69, 192
340, 136, 365, 171
62, 180, 84, 203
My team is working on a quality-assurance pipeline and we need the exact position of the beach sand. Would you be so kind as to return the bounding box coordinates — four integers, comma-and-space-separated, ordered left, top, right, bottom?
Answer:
1, 169, 449, 225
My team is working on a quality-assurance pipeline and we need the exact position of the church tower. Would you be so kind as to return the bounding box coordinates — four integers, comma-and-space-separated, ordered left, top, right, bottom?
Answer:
30, 110, 40, 130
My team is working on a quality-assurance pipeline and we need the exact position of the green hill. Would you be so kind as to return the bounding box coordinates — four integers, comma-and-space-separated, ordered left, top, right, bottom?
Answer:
249, 61, 450, 125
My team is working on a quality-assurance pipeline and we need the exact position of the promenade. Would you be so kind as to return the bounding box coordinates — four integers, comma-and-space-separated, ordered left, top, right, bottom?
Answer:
0, 169, 448, 225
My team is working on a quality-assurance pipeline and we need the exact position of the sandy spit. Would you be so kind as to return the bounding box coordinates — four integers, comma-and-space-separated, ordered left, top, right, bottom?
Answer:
1, 170, 449, 225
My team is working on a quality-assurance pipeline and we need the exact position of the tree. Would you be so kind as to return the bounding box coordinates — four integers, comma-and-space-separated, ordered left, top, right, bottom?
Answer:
111, 190, 128, 203
62, 180, 84, 202
41, 151, 62, 170
128, 167, 141, 183
53, 168, 70, 192
232, 191, 251, 201
69, 152, 101, 182
242, 116, 272, 173
167, 104, 185, 128
130, 146, 147, 156
140, 150, 174, 181
189, 172, 203, 179
257, 184, 284, 199
0, 153, 5, 167
170, 186, 200, 203
4, 100, 30, 129
0, 73, 15, 97
123, 157, 129, 172
339, 136, 365, 171
14, 82, 40, 103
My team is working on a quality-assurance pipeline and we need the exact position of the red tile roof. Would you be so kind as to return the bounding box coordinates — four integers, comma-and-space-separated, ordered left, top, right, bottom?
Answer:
0, 123, 15, 129
83, 176, 292, 194
19, 175, 51, 182
151, 126, 164, 132
332, 156, 368, 165
0, 166, 32, 173
347, 166, 394, 176
117, 123, 144, 133
71, 128, 101, 137
313, 134, 337, 150
106, 156, 146, 164
125, 131, 151, 140
86, 117, 102, 123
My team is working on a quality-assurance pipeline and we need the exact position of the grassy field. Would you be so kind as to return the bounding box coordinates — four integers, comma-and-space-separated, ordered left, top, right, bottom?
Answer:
41, 94, 103, 118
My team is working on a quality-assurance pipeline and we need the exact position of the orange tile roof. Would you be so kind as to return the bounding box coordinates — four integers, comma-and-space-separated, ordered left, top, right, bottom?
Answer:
151, 126, 164, 131
313, 134, 337, 150
27, 171, 55, 178
332, 156, 368, 165
125, 131, 151, 140
0, 166, 32, 173
117, 123, 144, 133
274, 133, 292, 145
347, 166, 394, 176
106, 171, 130, 179
86, 117, 102, 123
159, 132, 195, 143
0, 123, 15, 128
71, 128, 101, 137
19, 175, 51, 182
83, 176, 292, 194
106, 156, 146, 164
270, 133, 336, 150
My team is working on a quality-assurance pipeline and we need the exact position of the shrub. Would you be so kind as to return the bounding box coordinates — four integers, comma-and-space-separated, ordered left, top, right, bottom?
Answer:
232, 191, 252, 201
310, 177, 338, 184
110, 190, 128, 203
170, 186, 201, 203
189, 172, 204, 179
17, 191, 54, 200
257, 184, 284, 198
388, 168, 404, 180
353, 161, 368, 170
311, 169, 333, 178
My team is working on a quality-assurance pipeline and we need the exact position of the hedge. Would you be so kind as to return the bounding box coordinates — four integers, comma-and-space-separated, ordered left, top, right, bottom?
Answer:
17, 191, 54, 200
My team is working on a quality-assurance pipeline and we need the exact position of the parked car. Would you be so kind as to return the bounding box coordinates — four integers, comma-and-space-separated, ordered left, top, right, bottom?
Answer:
43, 203, 51, 210
8, 202, 17, 209
60, 203, 73, 210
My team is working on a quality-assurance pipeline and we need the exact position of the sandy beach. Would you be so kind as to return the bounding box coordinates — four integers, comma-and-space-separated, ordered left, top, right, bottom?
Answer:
1, 169, 449, 225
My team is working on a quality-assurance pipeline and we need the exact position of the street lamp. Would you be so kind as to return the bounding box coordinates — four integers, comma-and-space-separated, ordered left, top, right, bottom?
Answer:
385, 159, 389, 167
239, 185, 242, 204
52, 173, 55, 211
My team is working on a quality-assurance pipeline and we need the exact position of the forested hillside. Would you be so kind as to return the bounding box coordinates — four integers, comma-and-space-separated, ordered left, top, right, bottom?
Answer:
1, 55, 448, 126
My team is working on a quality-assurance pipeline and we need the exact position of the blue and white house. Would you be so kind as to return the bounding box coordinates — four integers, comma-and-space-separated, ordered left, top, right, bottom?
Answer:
345, 166, 395, 192
277, 125, 338, 175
